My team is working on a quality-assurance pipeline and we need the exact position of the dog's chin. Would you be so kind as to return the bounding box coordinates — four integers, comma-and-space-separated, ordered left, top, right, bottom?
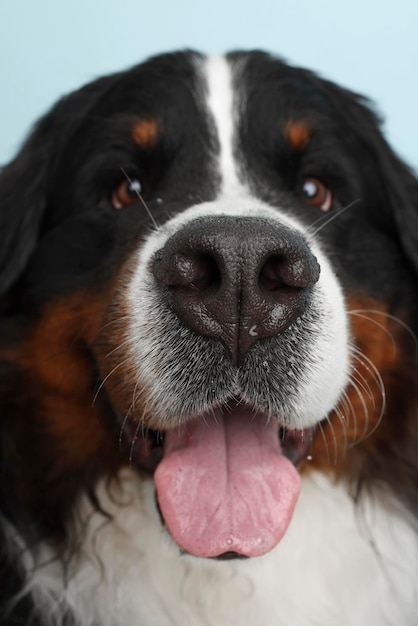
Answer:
120, 399, 316, 560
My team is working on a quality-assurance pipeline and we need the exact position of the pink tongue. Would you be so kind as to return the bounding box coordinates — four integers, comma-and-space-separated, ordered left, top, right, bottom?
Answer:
154, 407, 301, 558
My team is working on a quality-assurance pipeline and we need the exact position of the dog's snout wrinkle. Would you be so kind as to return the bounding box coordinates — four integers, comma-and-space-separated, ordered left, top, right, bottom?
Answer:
152, 216, 320, 364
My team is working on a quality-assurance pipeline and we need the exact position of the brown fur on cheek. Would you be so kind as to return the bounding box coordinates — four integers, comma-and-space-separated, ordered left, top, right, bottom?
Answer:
3, 292, 124, 536
92, 288, 151, 428
306, 294, 418, 499
27, 294, 121, 459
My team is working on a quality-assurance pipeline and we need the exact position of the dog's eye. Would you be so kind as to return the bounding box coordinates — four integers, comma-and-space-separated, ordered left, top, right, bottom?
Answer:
301, 178, 332, 212
111, 178, 142, 209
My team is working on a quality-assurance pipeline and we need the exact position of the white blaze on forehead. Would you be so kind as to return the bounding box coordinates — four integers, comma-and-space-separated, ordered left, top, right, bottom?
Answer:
204, 56, 244, 195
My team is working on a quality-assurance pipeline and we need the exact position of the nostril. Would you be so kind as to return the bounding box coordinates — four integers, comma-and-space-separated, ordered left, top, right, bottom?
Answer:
187, 254, 221, 292
153, 250, 221, 293
259, 256, 284, 292
259, 251, 320, 292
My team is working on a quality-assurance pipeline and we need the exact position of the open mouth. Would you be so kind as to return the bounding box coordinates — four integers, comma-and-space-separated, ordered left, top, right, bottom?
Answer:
122, 400, 315, 559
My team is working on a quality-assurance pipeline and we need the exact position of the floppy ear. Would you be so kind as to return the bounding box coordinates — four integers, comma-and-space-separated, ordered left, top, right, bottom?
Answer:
319, 78, 418, 276
0, 73, 120, 297
372, 144, 418, 276
0, 113, 56, 296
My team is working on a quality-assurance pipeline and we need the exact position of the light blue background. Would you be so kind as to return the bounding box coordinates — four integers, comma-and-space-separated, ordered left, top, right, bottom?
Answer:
1, 0, 417, 169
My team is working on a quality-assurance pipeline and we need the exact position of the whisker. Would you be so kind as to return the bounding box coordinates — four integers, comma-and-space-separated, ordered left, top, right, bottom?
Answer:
348, 311, 398, 359
340, 388, 358, 442
347, 375, 370, 441
308, 198, 361, 237
104, 337, 133, 359
319, 416, 338, 466
349, 345, 387, 439
118, 413, 130, 451
96, 315, 130, 335
340, 389, 355, 422
120, 167, 159, 229
317, 422, 331, 466
349, 364, 376, 408
129, 420, 142, 467
334, 405, 348, 455
326, 416, 339, 466
91, 357, 131, 407
118, 379, 141, 450
351, 368, 376, 406
349, 308, 417, 350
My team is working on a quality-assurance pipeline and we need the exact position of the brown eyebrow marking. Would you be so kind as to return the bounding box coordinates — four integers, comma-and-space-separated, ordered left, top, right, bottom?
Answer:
284, 120, 312, 151
131, 118, 159, 149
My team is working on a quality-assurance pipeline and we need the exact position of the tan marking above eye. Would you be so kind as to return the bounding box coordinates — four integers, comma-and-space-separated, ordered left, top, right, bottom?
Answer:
284, 121, 311, 151
132, 119, 159, 149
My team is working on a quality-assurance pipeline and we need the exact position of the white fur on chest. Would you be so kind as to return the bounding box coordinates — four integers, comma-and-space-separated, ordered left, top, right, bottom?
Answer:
25, 469, 418, 626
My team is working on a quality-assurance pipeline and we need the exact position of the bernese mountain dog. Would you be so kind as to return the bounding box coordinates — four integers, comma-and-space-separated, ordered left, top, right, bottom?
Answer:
0, 50, 417, 625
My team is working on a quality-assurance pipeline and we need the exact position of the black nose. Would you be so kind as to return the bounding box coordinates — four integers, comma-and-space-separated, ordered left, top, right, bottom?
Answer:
152, 216, 320, 364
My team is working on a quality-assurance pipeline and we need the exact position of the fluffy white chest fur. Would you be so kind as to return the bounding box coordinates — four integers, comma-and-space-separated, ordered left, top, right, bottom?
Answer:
23, 469, 417, 626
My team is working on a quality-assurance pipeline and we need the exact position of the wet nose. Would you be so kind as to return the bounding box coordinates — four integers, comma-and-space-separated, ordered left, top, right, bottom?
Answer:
152, 216, 320, 364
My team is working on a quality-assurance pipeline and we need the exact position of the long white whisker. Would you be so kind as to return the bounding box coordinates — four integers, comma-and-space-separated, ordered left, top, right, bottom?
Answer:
318, 422, 331, 466
118, 413, 130, 451
129, 420, 142, 467
340, 388, 358, 442
104, 337, 133, 359
349, 363, 376, 408
340, 389, 355, 422
349, 346, 387, 439
96, 315, 130, 335
308, 198, 361, 237
330, 418, 339, 466
351, 370, 376, 407
347, 376, 370, 440
118, 379, 142, 450
121, 167, 159, 229
334, 405, 348, 455
348, 311, 397, 358
322, 416, 338, 466
91, 357, 131, 407
349, 308, 417, 350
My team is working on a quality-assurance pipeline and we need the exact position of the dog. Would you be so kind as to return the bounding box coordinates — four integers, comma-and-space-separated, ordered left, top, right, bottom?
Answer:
0, 50, 417, 625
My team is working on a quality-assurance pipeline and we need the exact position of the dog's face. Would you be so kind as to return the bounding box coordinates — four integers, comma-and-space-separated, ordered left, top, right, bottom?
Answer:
0, 51, 417, 560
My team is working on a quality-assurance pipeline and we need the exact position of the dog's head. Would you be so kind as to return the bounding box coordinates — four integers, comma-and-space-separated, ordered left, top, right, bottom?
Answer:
0, 51, 417, 559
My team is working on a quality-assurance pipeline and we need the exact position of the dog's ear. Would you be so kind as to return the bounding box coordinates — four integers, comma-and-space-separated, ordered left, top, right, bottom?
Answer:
0, 74, 118, 297
372, 144, 418, 276
320, 78, 418, 276
0, 112, 56, 296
